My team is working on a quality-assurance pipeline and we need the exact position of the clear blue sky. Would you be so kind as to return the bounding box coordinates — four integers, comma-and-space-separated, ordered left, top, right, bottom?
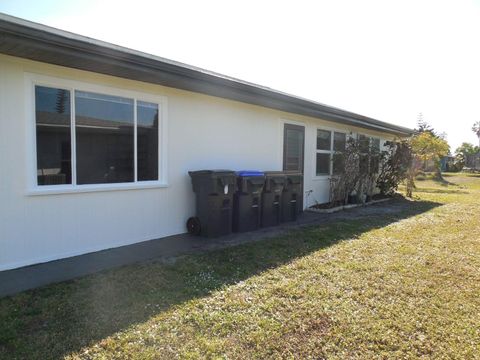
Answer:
2, 0, 480, 150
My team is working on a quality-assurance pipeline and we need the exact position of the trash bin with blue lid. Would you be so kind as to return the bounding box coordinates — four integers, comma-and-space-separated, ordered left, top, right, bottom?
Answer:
187, 170, 237, 237
281, 172, 303, 222
261, 171, 286, 227
233, 170, 265, 232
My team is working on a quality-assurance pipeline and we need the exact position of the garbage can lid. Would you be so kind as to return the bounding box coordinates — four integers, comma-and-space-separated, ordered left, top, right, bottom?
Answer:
236, 170, 265, 177
264, 171, 286, 177
189, 169, 236, 177
284, 171, 303, 177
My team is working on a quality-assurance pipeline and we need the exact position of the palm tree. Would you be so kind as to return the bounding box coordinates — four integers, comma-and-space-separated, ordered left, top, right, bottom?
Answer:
473, 121, 480, 147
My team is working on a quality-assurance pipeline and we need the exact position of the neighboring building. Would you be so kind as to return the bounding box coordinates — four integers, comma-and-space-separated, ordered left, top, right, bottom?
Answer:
0, 14, 412, 271
440, 155, 455, 172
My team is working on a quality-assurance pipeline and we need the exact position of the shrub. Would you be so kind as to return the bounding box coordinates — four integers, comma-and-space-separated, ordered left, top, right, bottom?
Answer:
376, 140, 413, 196
329, 136, 385, 206
328, 137, 414, 206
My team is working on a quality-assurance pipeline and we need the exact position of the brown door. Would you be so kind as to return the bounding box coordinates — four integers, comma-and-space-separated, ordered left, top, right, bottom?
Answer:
283, 123, 305, 173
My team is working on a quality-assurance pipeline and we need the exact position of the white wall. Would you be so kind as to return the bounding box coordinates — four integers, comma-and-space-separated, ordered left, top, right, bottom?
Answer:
0, 54, 395, 271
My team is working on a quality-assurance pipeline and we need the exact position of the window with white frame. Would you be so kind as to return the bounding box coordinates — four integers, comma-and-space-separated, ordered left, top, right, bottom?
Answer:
358, 134, 381, 174
315, 129, 346, 176
35, 84, 162, 187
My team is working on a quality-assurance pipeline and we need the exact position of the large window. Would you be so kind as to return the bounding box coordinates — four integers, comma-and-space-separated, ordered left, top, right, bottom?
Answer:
34, 84, 162, 188
315, 129, 346, 176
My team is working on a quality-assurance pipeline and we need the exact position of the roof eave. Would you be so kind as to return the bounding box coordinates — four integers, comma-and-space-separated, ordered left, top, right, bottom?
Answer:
0, 13, 414, 136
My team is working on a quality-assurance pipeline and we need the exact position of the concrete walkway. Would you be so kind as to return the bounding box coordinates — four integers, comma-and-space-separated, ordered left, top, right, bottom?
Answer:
0, 201, 402, 298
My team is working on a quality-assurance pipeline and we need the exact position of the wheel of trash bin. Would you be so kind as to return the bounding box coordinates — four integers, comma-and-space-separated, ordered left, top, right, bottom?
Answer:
187, 217, 202, 235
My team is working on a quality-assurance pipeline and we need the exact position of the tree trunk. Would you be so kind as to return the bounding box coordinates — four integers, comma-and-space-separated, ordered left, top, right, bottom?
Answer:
406, 166, 416, 198
434, 158, 443, 180
406, 177, 414, 198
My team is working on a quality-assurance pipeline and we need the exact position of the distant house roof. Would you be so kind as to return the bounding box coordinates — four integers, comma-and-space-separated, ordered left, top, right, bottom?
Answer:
0, 13, 413, 136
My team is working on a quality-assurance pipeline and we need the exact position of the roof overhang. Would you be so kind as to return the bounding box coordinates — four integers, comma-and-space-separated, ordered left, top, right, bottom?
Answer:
0, 13, 414, 136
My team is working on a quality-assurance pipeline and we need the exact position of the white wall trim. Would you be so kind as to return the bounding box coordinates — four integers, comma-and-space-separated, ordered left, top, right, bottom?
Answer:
26, 181, 169, 196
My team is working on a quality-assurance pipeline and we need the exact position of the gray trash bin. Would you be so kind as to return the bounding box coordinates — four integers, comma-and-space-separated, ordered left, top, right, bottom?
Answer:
233, 171, 265, 232
281, 172, 303, 222
188, 170, 236, 237
261, 171, 286, 227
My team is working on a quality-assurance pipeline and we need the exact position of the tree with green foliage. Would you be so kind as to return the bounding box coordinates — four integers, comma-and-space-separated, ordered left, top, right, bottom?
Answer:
416, 113, 435, 135
455, 142, 479, 169
473, 121, 480, 147
411, 132, 450, 180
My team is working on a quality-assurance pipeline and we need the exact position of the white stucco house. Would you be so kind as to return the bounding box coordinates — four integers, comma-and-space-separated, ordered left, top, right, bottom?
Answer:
0, 13, 412, 273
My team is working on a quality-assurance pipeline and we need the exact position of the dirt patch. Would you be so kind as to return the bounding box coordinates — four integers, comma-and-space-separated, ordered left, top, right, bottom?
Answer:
272, 316, 331, 358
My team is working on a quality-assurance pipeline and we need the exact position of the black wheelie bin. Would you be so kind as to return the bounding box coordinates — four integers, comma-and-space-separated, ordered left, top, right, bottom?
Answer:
187, 170, 237, 237
261, 172, 286, 227
281, 172, 303, 222
233, 171, 265, 232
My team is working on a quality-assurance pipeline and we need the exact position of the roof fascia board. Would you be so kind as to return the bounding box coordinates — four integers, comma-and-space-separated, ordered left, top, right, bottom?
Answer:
0, 14, 413, 136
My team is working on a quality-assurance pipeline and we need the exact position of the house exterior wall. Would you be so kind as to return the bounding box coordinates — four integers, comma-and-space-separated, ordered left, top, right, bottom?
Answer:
0, 54, 395, 271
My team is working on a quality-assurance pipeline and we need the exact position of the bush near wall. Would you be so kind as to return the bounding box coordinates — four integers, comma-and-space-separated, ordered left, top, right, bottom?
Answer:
328, 138, 413, 207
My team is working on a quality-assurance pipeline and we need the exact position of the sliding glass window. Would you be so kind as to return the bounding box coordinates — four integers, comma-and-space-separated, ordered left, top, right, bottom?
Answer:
34, 85, 161, 187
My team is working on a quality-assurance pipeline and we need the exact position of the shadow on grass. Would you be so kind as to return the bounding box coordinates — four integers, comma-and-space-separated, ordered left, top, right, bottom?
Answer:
413, 188, 469, 195
416, 173, 466, 188
416, 172, 462, 186
434, 177, 457, 187
0, 198, 441, 359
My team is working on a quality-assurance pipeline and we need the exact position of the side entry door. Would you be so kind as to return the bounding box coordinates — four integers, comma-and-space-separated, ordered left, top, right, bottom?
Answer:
283, 123, 305, 211
283, 123, 305, 173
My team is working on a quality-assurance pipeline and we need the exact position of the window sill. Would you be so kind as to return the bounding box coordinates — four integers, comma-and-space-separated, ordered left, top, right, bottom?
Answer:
26, 181, 169, 196
312, 175, 330, 181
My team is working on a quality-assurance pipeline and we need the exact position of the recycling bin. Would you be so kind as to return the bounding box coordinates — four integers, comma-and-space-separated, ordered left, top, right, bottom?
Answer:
261, 171, 286, 227
281, 172, 303, 222
187, 170, 237, 237
233, 171, 265, 232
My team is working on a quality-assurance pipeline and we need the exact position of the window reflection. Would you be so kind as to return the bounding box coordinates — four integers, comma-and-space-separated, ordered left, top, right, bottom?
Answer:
137, 101, 159, 181
285, 128, 304, 171
333, 132, 346, 151
35, 86, 162, 187
317, 129, 331, 151
35, 86, 71, 185
75, 91, 134, 184
359, 134, 370, 153
316, 153, 330, 175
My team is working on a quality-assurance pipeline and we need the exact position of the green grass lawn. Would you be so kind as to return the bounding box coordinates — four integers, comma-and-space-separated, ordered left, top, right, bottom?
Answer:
1, 173, 479, 359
